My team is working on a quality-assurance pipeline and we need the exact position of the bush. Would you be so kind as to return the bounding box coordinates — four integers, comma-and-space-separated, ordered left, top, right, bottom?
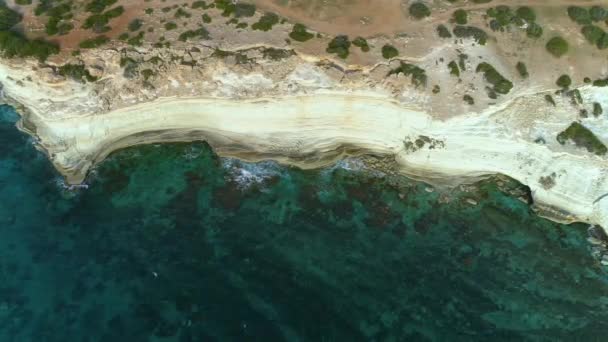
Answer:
178, 27, 210, 42
516, 6, 536, 22
476, 62, 513, 95
387, 62, 427, 87
436, 24, 452, 38
453, 25, 488, 45
0, 31, 59, 61
58, 64, 98, 83
79, 35, 109, 49
567, 6, 591, 25
582, 25, 604, 44
251, 12, 279, 31
546, 36, 568, 57
289, 24, 314, 42
0, 4, 22, 30
86, 0, 118, 14
598, 34, 608, 49
381, 44, 399, 59
516, 62, 528, 78
128, 19, 143, 32
557, 122, 607, 155
590, 6, 607, 22
409, 2, 430, 19
453, 9, 467, 25
326, 35, 350, 59
352, 37, 369, 52
556, 74, 572, 88
526, 22, 543, 39
448, 61, 459, 77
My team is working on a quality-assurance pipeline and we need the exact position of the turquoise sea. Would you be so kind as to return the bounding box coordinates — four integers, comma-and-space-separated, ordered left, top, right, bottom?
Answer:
0, 104, 607, 341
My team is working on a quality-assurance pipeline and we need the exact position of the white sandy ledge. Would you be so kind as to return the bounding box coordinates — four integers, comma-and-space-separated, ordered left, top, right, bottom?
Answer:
13, 90, 608, 233
1, 60, 608, 233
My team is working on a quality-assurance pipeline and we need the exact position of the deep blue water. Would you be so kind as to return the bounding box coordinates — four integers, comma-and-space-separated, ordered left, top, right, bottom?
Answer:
1, 104, 607, 341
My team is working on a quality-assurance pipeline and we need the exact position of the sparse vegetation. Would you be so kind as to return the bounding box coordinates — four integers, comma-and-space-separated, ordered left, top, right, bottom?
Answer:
545, 94, 556, 106
593, 102, 603, 116
557, 122, 607, 155
0, 3, 22, 30
0, 31, 59, 61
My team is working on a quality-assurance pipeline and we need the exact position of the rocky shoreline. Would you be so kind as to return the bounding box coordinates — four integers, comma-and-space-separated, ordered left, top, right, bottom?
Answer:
0, 43, 607, 235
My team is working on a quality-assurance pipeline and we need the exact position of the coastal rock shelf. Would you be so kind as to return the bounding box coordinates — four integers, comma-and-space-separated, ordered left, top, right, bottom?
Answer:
1, 51, 607, 233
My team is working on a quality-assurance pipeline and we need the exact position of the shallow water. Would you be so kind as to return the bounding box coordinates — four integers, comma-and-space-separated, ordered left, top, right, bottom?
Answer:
0, 104, 607, 341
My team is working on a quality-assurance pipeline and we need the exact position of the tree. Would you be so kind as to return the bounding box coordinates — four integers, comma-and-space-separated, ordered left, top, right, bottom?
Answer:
409, 2, 430, 19
546, 36, 568, 57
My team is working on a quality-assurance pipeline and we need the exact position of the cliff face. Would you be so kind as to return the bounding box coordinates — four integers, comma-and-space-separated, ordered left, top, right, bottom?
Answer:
0, 41, 607, 232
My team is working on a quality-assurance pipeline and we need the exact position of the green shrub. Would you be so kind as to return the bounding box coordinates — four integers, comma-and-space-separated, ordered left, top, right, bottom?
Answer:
86, 0, 118, 14
546, 36, 568, 57
0, 31, 59, 61
326, 35, 350, 59
593, 102, 603, 116
0, 4, 22, 30
463, 94, 474, 105
556, 74, 571, 88
516, 62, 528, 78
79, 35, 109, 49
192, 1, 211, 10
58, 64, 98, 83
164, 22, 177, 30
251, 12, 279, 31
544, 94, 556, 106
453, 25, 487, 45
526, 22, 543, 38
476, 62, 513, 95
128, 19, 143, 32
516, 6, 536, 22
178, 27, 210, 41
381, 44, 399, 59
387, 62, 427, 87
409, 2, 430, 19
352, 37, 369, 52
448, 61, 460, 77
590, 6, 607, 22
582, 25, 604, 44
436, 24, 452, 38
557, 122, 607, 155
567, 6, 591, 25
598, 34, 608, 49
453, 9, 467, 25
202, 13, 212, 23
289, 24, 314, 42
